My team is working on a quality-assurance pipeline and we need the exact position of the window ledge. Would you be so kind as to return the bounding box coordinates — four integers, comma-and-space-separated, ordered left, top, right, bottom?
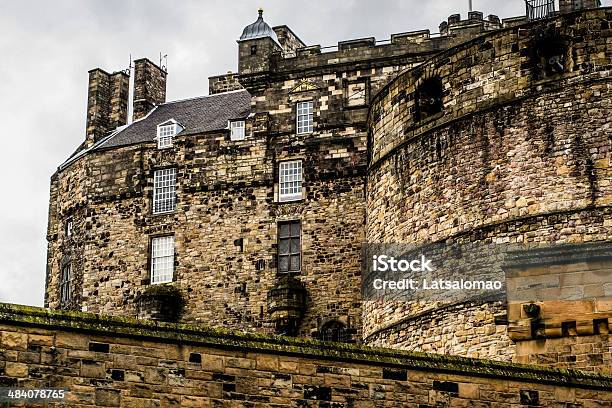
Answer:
150, 280, 173, 285
276, 271, 302, 276
277, 197, 304, 204
151, 210, 177, 216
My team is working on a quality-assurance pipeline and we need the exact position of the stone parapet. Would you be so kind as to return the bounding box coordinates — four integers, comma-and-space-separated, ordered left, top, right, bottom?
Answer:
0, 302, 611, 406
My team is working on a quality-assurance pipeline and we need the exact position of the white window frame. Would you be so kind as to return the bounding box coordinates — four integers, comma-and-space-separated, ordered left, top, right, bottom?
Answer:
156, 120, 182, 149
279, 160, 303, 202
296, 101, 314, 134
60, 263, 72, 304
230, 120, 246, 141
151, 236, 175, 284
153, 168, 177, 214
65, 219, 73, 238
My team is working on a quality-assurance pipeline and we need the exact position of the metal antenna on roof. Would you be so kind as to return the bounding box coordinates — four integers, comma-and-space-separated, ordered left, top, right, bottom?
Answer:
159, 52, 168, 72
122, 53, 133, 75
469, 0, 473, 12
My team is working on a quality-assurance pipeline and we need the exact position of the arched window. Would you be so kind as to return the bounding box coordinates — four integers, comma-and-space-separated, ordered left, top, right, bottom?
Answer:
415, 77, 444, 121
320, 320, 349, 343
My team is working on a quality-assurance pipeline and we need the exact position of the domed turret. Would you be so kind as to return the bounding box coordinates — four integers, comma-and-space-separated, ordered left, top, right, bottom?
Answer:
236, 8, 282, 80
239, 8, 279, 43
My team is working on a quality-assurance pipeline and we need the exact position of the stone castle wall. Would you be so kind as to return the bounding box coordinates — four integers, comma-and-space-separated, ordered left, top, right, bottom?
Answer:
365, 9, 612, 359
208, 73, 243, 95
46, 11, 496, 339
45, 122, 366, 338
45, 5, 612, 369
1, 303, 611, 407
515, 335, 612, 374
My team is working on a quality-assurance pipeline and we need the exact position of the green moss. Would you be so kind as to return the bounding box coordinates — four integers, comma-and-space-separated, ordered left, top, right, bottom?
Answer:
138, 283, 183, 298
0, 302, 611, 389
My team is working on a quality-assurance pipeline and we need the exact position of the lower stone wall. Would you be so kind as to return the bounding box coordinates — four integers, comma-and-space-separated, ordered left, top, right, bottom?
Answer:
515, 335, 612, 374
0, 304, 611, 407
364, 300, 515, 361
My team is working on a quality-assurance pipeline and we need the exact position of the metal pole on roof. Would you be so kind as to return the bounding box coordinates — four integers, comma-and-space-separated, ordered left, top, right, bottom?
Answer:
469, 0, 473, 12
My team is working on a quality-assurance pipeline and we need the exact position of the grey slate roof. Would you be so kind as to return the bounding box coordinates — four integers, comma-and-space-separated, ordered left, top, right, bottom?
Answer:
96, 89, 251, 150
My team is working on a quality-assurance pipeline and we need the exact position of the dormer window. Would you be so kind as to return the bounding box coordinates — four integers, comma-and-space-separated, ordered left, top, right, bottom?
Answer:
230, 120, 246, 141
156, 120, 183, 149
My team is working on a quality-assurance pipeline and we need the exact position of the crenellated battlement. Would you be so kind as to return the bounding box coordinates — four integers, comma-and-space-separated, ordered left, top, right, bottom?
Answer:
232, 9, 529, 87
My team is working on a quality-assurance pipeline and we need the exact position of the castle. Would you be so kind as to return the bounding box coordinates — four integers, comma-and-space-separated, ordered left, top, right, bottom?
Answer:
44, 0, 611, 374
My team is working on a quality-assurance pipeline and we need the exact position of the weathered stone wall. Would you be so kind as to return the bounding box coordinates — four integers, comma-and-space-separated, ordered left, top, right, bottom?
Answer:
47, 5, 612, 367
132, 58, 167, 121
515, 335, 612, 374
365, 8, 612, 359
1, 304, 611, 407
272, 25, 306, 56
505, 246, 612, 345
365, 301, 514, 361
47, 9, 502, 340
208, 73, 243, 95
369, 9, 612, 164
45, 122, 366, 338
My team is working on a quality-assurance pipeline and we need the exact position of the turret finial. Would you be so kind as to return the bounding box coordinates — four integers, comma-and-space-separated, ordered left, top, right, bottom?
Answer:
258, 8, 263, 18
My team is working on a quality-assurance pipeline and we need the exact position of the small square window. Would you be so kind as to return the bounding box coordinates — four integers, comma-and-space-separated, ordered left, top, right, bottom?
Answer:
279, 160, 302, 202
278, 220, 301, 274
250, 45, 258, 55
151, 236, 175, 284
153, 168, 177, 214
230, 120, 246, 141
296, 101, 314, 134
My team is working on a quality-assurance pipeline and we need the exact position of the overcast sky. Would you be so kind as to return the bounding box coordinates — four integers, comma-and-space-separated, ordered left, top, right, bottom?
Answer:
0, 0, 609, 306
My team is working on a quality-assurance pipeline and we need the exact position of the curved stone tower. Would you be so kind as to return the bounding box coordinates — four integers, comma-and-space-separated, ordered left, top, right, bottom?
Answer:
364, 9, 611, 361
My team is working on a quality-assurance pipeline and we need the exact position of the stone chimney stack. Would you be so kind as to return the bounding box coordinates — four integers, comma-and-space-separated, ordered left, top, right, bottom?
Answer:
109, 71, 130, 129
132, 58, 167, 121
559, 0, 600, 13
86, 69, 130, 146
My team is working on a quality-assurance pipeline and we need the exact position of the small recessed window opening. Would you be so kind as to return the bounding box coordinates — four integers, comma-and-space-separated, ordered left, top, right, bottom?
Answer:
415, 77, 444, 121
151, 235, 175, 284
278, 220, 301, 274
60, 263, 72, 304
320, 320, 349, 343
250, 45, 258, 55
278, 160, 303, 202
230, 120, 246, 141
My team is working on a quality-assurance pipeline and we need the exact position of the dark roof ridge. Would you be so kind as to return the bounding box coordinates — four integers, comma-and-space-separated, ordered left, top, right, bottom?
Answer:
161, 88, 248, 105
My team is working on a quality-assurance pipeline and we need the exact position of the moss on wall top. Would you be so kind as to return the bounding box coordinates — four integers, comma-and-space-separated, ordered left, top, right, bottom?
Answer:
0, 302, 610, 389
